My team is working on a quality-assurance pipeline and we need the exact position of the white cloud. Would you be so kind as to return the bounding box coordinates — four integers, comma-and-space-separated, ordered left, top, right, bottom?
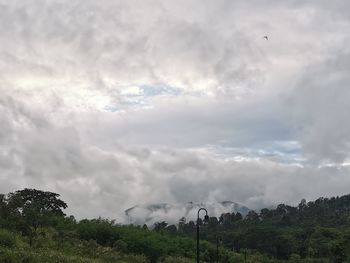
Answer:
1, 0, 350, 221
288, 51, 350, 163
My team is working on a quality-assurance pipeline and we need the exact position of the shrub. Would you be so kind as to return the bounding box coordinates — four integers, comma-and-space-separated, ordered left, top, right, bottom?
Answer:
162, 256, 193, 263
0, 229, 17, 248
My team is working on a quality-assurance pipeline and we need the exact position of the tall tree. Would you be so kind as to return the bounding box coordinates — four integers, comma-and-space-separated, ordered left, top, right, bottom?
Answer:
6, 188, 67, 244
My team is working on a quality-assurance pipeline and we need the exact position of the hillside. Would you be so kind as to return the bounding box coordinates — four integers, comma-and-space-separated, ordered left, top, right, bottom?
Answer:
125, 201, 250, 225
2, 188, 350, 262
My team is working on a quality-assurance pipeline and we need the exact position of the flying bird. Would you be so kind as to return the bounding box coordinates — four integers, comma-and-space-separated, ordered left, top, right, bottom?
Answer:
263, 36, 268, 40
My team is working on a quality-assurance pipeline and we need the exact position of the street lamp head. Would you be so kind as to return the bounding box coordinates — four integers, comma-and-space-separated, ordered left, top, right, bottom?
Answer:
197, 207, 209, 222
197, 207, 209, 263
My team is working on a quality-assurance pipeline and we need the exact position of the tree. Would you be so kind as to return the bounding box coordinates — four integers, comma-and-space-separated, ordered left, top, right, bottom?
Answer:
208, 217, 219, 229
7, 188, 67, 217
234, 212, 243, 221
154, 221, 168, 232
0, 194, 11, 228
298, 199, 307, 211
0, 194, 8, 216
246, 210, 259, 221
6, 188, 67, 244
260, 208, 272, 220
166, 224, 177, 234
178, 217, 186, 233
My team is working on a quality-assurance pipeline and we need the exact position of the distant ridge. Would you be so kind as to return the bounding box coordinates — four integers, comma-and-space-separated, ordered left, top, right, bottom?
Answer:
125, 201, 251, 225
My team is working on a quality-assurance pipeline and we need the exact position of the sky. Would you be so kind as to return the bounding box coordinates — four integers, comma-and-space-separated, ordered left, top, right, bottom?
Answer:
1, 0, 350, 221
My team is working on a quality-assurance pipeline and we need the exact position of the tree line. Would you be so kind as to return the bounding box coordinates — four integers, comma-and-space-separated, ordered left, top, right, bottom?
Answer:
1, 188, 350, 262
154, 195, 350, 262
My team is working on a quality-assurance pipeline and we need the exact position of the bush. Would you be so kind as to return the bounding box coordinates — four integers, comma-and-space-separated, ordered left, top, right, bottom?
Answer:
113, 239, 128, 253
0, 229, 17, 248
162, 256, 193, 263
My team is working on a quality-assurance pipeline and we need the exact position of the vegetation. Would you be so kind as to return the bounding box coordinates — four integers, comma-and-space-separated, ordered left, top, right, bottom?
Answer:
160, 195, 350, 262
1, 188, 350, 262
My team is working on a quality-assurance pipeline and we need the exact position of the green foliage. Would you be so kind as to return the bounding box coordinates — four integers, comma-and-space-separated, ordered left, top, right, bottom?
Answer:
0, 229, 17, 248
2, 188, 350, 262
0, 227, 150, 263
161, 256, 193, 263
77, 218, 120, 246
1, 188, 68, 245
7, 188, 67, 217
172, 193, 350, 262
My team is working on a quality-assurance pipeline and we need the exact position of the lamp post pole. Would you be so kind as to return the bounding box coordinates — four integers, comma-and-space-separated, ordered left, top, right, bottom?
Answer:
197, 208, 208, 263
216, 236, 222, 263
216, 236, 219, 263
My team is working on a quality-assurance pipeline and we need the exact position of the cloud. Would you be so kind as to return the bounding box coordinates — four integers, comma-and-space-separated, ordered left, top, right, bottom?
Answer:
2, 114, 350, 220
0, 0, 278, 102
1, 0, 350, 222
288, 50, 350, 163
0, 91, 349, 220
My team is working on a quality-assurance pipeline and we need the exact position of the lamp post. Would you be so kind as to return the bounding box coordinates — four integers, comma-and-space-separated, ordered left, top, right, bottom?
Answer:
216, 236, 222, 263
197, 208, 209, 263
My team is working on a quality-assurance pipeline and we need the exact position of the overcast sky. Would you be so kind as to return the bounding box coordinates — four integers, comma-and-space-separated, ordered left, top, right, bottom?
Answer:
1, 0, 350, 220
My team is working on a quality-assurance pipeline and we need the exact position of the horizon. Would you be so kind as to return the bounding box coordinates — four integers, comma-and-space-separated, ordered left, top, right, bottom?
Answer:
2, 187, 349, 228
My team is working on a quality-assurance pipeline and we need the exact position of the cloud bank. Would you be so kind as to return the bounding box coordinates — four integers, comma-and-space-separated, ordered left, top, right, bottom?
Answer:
1, 0, 350, 221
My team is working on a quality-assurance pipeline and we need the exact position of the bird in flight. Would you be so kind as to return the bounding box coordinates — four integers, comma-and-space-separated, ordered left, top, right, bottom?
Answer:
263, 36, 268, 40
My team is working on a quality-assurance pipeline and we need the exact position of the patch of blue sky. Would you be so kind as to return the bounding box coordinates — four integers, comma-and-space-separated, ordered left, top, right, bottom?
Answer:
256, 140, 301, 155
204, 140, 304, 164
102, 98, 151, 112
102, 84, 182, 112
139, 84, 182, 97
103, 104, 123, 112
